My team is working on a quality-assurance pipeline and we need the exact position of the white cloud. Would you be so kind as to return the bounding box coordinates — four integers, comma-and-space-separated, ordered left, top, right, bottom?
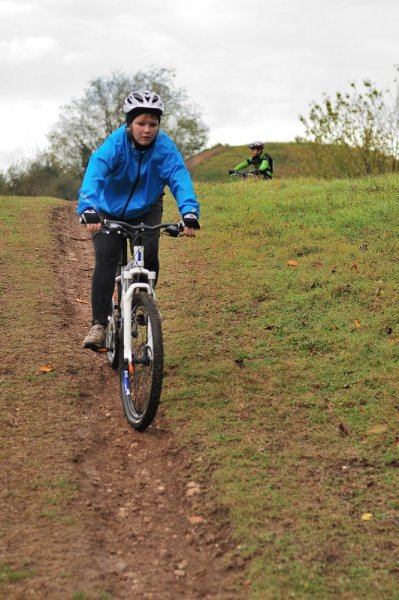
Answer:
63, 52, 89, 65
0, 36, 59, 64
0, 99, 60, 170
0, 1, 33, 16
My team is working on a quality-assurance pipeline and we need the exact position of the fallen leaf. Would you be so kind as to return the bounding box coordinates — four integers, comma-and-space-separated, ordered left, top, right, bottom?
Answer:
353, 319, 362, 329
38, 365, 55, 373
361, 512, 373, 521
312, 260, 323, 268
186, 481, 201, 497
367, 424, 388, 435
187, 515, 205, 525
287, 259, 299, 266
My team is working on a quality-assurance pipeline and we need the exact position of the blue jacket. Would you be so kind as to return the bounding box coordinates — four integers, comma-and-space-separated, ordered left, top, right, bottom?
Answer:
77, 127, 199, 219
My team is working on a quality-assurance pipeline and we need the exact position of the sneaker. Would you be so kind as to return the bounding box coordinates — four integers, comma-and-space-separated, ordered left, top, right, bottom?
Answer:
83, 323, 106, 351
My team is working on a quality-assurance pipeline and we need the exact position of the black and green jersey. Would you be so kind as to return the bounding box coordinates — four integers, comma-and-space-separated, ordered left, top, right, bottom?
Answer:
234, 153, 273, 179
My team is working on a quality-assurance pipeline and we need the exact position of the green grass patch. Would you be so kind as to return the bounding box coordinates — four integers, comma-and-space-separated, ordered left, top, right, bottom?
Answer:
160, 174, 399, 598
0, 562, 31, 585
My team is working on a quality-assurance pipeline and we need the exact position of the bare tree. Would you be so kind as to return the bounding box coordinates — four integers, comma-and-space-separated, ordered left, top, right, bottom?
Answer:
48, 68, 209, 175
298, 69, 399, 176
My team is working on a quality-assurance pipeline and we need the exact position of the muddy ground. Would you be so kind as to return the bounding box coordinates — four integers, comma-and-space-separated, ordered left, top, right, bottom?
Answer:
0, 202, 244, 599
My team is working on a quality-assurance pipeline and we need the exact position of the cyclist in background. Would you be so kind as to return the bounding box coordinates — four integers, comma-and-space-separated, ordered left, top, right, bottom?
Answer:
77, 89, 200, 351
229, 141, 273, 179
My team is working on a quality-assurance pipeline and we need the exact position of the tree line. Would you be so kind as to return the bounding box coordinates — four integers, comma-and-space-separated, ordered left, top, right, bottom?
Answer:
0, 68, 209, 199
0, 67, 398, 198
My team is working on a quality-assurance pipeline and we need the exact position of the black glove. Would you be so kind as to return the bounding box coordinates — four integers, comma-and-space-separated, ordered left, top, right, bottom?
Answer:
80, 209, 102, 224
229, 169, 237, 175
183, 213, 200, 230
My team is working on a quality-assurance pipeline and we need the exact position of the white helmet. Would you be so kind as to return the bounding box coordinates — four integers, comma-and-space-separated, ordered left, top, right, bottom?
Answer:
123, 89, 164, 116
249, 141, 264, 150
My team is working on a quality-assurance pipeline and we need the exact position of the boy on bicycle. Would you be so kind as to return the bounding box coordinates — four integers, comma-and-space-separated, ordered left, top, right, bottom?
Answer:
229, 141, 273, 179
78, 89, 200, 350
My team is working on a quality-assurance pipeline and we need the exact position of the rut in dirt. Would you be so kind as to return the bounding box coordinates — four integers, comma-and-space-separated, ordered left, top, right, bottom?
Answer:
0, 201, 245, 600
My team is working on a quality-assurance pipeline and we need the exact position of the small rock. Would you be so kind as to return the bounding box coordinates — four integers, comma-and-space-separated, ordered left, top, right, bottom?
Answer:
115, 561, 128, 573
174, 569, 186, 577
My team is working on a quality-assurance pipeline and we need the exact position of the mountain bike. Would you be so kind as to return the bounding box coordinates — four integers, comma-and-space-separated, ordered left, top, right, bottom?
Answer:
101, 218, 183, 431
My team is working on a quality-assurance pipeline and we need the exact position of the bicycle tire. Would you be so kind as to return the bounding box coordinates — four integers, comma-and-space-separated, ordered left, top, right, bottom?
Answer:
106, 279, 121, 369
119, 292, 163, 431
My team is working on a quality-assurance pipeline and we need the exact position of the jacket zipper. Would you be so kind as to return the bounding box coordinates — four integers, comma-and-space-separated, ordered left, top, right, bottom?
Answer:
120, 152, 143, 219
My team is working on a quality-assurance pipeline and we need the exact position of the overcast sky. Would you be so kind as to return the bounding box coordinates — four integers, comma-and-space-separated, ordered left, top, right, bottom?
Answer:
0, 0, 398, 171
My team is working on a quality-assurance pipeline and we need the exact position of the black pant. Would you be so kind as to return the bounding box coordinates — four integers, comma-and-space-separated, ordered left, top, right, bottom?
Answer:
91, 199, 163, 326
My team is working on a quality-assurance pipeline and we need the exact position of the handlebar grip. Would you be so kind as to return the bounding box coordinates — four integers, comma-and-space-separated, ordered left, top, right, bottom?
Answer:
80, 211, 103, 225
165, 223, 184, 237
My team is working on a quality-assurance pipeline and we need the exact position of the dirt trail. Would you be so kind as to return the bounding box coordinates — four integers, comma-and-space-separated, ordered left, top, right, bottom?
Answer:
0, 202, 243, 600
185, 145, 227, 170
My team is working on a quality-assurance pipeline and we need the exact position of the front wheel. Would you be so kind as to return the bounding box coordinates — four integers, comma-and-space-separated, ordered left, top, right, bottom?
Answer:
119, 292, 163, 431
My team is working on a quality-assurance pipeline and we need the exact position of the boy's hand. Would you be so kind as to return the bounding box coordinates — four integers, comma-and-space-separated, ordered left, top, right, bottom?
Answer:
80, 209, 102, 233
183, 213, 200, 237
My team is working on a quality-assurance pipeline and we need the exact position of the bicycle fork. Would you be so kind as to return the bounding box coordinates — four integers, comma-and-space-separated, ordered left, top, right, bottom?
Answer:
121, 269, 156, 366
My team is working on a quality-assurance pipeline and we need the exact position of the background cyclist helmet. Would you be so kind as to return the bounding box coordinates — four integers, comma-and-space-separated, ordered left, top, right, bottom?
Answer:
248, 141, 264, 151
123, 90, 165, 125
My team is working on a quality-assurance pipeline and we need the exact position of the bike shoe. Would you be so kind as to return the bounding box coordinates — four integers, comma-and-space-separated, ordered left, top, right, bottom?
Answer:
83, 323, 106, 351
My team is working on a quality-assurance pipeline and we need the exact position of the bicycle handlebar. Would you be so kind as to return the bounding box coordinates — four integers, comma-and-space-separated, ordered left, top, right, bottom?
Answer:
102, 218, 184, 238
230, 171, 255, 178
79, 213, 185, 237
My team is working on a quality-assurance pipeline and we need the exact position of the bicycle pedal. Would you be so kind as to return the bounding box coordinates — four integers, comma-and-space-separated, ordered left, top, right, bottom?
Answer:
83, 343, 109, 353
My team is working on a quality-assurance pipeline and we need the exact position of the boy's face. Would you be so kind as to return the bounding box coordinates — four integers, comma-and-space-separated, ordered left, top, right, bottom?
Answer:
130, 113, 159, 146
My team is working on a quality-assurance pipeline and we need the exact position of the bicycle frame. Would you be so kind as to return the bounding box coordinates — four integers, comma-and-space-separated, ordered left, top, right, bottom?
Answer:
103, 218, 182, 368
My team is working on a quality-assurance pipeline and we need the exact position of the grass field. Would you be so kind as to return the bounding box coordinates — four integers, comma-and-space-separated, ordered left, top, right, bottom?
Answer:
187, 142, 397, 182
2, 173, 399, 599
160, 173, 399, 599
